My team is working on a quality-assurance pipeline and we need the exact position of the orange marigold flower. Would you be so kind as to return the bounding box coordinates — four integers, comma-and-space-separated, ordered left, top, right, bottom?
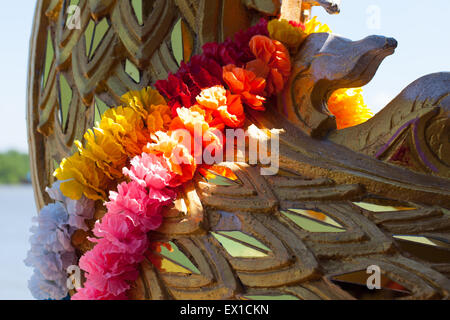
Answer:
222, 64, 266, 111
146, 104, 172, 134
196, 86, 246, 128
218, 92, 245, 128
246, 35, 291, 96
173, 106, 210, 134
169, 105, 226, 155
327, 88, 373, 129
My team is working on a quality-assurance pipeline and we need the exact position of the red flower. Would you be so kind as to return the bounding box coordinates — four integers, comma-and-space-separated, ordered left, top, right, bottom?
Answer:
289, 20, 306, 31
234, 18, 269, 64
155, 74, 194, 114
202, 40, 241, 67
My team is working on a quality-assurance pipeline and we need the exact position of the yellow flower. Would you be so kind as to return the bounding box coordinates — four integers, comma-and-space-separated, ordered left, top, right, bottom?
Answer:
304, 16, 332, 34
121, 87, 167, 118
268, 19, 307, 48
54, 153, 113, 201
75, 127, 128, 179
55, 87, 175, 201
99, 106, 148, 157
121, 86, 173, 135
55, 107, 144, 200
327, 88, 373, 129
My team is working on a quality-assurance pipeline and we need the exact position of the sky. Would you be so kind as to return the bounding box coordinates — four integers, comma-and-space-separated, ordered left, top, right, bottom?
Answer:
0, 0, 449, 152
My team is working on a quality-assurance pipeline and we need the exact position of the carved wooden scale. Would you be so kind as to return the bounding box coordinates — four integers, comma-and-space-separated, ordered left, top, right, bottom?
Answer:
27, 0, 450, 299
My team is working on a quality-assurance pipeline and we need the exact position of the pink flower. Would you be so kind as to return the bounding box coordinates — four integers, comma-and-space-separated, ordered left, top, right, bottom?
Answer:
106, 181, 175, 233
78, 242, 141, 296
92, 214, 148, 255
72, 282, 128, 300
106, 181, 149, 220
123, 153, 174, 190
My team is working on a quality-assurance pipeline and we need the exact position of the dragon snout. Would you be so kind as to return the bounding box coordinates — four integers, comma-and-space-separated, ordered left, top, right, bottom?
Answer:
385, 37, 398, 50
317, 0, 341, 14
326, 3, 340, 14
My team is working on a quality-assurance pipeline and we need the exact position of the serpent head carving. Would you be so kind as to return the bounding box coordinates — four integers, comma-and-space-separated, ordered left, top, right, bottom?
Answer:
277, 33, 397, 138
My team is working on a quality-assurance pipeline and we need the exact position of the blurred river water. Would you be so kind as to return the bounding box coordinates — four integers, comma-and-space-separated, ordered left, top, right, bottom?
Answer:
0, 185, 35, 300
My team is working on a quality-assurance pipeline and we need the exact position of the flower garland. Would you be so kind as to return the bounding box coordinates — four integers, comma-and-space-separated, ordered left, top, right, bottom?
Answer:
27, 17, 374, 300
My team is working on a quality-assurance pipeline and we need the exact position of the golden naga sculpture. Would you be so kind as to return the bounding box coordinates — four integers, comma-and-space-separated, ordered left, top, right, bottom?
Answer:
28, 0, 450, 300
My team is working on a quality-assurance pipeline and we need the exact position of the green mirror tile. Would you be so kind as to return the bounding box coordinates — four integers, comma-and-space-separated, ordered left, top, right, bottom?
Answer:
281, 211, 345, 233
353, 201, 415, 212
171, 19, 183, 66
94, 96, 110, 125
157, 258, 192, 274
204, 174, 236, 186
131, 0, 143, 25
394, 236, 450, 263
125, 59, 140, 83
158, 241, 201, 275
212, 232, 269, 258
394, 235, 450, 249
85, 18, 109, 60
84, 19, 95, 57
216, 231, 271, 252
43, 30, 54, 89
287, 208, 343, 229
58, 74, 73, 132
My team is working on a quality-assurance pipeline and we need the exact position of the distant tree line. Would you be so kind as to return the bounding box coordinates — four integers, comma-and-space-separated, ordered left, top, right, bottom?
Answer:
0, 151, 30, 184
